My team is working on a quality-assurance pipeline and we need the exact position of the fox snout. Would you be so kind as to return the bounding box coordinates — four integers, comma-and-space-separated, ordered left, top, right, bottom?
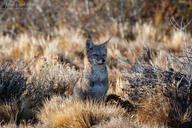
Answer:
92, 58, 106, 65
96, 58, 105, 65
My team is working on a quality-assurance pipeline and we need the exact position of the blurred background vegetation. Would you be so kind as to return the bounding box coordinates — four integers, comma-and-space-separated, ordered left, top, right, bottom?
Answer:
0, 0, 192, 38
1, 1, 192, 127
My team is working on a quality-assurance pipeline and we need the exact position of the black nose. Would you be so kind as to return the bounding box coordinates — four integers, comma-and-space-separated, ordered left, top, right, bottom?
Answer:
102, 59, 105, 63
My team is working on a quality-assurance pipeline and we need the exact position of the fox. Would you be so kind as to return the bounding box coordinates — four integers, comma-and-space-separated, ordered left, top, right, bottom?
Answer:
73, 36, 110, 101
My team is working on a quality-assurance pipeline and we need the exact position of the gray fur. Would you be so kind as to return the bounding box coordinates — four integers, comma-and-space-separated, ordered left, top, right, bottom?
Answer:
73, 37, 109, 101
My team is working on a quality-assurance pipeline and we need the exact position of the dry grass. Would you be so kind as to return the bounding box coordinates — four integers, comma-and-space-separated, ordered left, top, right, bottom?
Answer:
136, 91, 170, 127
0, 2, 192, 126
0, 22, 192, 127
0, 102, 18, 124
38, 96, 125, 128
94, 117, 139, 128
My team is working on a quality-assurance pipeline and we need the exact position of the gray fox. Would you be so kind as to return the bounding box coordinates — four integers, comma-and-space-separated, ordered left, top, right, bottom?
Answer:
73, 36, 110, 101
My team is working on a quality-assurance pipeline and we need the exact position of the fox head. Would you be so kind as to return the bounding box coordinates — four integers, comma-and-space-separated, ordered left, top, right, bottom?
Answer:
86, 37, 109, 66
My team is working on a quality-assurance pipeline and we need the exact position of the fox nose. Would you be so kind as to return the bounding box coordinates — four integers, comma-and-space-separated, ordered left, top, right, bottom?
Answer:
96, 58, 105, 65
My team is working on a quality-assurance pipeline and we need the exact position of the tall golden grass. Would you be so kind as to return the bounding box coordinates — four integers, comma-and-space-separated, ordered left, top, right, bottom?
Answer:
0, 21, 192, 128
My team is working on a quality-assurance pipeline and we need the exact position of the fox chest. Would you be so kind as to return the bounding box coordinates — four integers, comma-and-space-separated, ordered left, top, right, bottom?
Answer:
87, 81, 108, 99
90, 71, 108, 82
86, 70, 108, 99
89, 74, 108, 94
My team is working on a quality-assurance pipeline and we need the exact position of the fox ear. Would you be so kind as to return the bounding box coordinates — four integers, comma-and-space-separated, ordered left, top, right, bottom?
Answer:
102, 39, 110, 49
86, 37, 94, 50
